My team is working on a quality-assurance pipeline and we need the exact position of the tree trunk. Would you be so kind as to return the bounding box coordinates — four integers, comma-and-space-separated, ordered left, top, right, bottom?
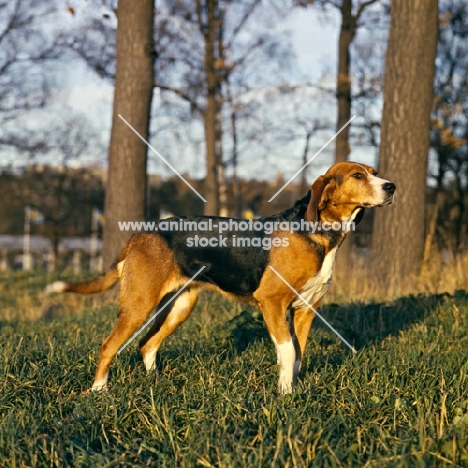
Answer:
371, 0, 438, 294
335, 0, 354, 164
423, 159, 445, 268
216, 90, 228, 216
219, 162, 229, 217
203, 0, 220, 216
333, 0, 356, 285
422, 189, 444, 267
228, 85, 241, 217
300, 130, 312, 196
454, 173, 466, 252
102, 0, 154, 269
204, 93, 219, 215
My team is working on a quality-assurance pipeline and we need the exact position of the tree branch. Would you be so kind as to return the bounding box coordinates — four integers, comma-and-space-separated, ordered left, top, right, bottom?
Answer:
156, 84, 205, 116
226, 0, 262, 50
355, 0, 380, 21
195, 0, 206, 39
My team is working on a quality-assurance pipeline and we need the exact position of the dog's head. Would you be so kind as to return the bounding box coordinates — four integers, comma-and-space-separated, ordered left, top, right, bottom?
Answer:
306, 162, 396, 224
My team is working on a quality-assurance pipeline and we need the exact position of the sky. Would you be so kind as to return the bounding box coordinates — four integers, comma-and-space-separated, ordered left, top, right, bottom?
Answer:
286, 7, 339, 82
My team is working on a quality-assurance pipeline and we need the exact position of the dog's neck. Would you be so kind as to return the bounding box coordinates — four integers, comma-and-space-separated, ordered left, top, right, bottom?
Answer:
302, 204, 364, 253
306, 204, 362, 233
324, 204, 363, 229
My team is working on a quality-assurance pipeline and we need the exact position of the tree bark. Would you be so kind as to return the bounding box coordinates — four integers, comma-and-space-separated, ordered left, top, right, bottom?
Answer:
300, 130, 313, 196
227, 84, 241, 217
371, 0, 438, 294
216, 87, 228, 216
202, 0, 220, 216
335, 0, 354, 164
333, 0, 355, 287
102, 0, 154, 269
422, 189, 444, 267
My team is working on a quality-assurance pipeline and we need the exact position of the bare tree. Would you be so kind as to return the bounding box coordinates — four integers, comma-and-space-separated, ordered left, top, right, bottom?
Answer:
101, 0, 155, 268
200, 0, 222, 215
425, 0, 468, 257
71, 1, 289, 218
371, 0, 438, 294
301, 0, 385, 285
69, 2, 117, 80
156, 0, 289, 215
302, 0, 383, 162
334, 0, 380, 162
351, 37, 386, 148
0, 0, 63, 145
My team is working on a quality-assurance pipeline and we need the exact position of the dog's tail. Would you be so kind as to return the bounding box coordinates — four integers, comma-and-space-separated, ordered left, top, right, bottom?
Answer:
44, 244, 129, 295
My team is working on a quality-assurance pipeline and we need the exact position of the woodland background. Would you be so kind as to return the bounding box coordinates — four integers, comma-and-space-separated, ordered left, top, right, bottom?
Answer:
0, 0, 466, 297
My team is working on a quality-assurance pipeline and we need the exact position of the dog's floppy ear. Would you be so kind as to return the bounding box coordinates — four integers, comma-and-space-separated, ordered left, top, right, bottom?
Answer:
305, 175, 336, 223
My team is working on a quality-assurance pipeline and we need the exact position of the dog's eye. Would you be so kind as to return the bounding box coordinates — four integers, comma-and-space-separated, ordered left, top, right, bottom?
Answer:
352, 172, 364, 179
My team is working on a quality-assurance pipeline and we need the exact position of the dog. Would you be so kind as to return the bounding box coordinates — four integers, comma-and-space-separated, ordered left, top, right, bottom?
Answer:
45, 162, 395, 393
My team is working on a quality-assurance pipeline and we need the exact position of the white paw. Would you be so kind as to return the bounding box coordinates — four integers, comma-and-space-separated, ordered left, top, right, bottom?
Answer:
278, 380, 293, 394
90, 383, 108, 392
143, 349, 157, 372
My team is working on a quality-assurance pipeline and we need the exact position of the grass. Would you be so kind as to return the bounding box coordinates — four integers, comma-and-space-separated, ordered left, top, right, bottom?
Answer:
1, 272, 468, 466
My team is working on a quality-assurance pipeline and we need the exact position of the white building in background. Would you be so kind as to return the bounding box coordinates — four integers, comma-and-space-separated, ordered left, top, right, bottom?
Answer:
0, 235, 102, 272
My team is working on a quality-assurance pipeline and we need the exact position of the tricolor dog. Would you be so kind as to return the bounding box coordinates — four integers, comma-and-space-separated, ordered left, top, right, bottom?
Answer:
45, 162, 395, 393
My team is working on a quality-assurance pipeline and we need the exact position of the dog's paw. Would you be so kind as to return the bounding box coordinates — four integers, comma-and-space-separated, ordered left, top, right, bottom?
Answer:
88, 383, 109, 393
278, 381, 293, 395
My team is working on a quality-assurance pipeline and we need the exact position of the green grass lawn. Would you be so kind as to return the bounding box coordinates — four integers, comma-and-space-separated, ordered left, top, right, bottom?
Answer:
1, 272, 468, 466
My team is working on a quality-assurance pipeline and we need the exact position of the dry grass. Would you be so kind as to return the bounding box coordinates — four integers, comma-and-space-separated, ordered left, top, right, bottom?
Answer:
329, 250, 468, 304
0, 271, 115, 322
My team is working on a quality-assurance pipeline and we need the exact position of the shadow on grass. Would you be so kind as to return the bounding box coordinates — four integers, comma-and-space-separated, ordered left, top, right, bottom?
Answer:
317, 290, 468, 349
217, 290, 468, 357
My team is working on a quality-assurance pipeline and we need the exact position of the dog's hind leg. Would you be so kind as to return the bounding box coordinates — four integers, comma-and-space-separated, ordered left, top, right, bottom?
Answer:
139, 288, 198, 372
90, 269, 169, 391
289, 305, 316, 384
91, 297, 159, 391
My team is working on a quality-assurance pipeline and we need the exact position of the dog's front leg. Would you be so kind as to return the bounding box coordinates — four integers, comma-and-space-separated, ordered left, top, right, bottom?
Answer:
290, 305, 316, 384
272, 335, 296, 394
259, 300, 296, 394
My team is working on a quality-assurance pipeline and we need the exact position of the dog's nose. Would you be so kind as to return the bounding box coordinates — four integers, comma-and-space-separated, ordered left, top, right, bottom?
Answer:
383, 182, 396, 194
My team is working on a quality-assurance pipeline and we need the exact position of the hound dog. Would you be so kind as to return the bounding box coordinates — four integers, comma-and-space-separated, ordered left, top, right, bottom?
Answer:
45, 162, 395, 393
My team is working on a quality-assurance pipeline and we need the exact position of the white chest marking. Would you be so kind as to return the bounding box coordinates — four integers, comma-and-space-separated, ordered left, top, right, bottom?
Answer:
292, 247, 338, 308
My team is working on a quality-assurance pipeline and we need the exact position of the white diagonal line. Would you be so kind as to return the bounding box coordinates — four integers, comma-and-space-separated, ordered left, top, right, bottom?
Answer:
118, 265, 206, 354
268, 115, 357, 202
118, 114, 207, 202
268, 265, 357, 354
